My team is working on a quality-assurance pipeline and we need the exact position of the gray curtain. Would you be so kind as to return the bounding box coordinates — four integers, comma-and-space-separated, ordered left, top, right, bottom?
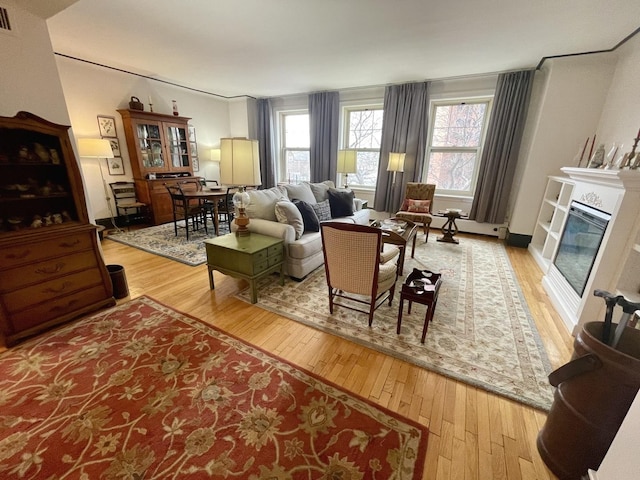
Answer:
373, 82, 430, 213
256, 98, 276, 189
308, 91, 339, 182
469, 70, 534, 223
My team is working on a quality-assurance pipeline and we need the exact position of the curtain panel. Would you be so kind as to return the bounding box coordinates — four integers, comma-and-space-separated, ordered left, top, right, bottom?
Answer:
256, 98, 276, 189
308, 91, 339, 182
373, 82, 430, 213
469, 69, 535, 223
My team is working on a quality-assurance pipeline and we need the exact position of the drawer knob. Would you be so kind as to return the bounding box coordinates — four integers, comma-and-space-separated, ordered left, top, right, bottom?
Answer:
36, 262, 65, 275
43, 281, 73, 294
6, 250, 31, 260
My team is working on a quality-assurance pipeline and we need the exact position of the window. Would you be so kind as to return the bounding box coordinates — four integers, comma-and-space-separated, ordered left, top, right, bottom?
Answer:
281, 112, 310, 183
343, 106, 384, 188
424, 100, 491, 196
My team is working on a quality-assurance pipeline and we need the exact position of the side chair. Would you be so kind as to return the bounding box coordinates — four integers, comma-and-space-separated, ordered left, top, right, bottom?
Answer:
165, 183, 207, 240
320, 222, 400, 326
109, 181, 147, 230
395, 182, 436, 242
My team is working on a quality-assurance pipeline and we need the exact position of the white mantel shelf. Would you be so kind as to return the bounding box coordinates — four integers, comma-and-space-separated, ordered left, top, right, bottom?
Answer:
561, 167, 640, 190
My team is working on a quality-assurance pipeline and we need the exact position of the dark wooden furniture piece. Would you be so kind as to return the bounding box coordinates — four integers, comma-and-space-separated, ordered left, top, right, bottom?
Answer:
109, 181, 147, 229
165, 183, 208, 240
118, 109, 199, 225
395, 182, 436, 242
435, 209, 468, 244
0, 112, 115, 346
205, 233, 284, 304
397, 269, 442, 343
373, 218, 418, 276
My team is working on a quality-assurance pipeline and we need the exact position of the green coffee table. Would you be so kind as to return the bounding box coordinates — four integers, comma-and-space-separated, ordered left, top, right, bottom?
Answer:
204, 233, 284, 304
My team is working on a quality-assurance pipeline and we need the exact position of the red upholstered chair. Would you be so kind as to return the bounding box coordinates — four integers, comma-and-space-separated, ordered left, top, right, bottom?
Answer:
395, 183, 436, 242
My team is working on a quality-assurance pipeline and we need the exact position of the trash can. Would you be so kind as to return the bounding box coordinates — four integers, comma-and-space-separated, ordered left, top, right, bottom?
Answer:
107, 264, 129, 299
537, 321, 640, 480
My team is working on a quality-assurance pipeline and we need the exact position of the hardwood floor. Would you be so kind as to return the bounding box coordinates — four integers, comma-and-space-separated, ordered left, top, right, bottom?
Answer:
9, 232, 576, 479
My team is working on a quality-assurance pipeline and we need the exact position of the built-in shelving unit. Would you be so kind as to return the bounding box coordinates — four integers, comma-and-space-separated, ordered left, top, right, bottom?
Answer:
529, 175, 574, 272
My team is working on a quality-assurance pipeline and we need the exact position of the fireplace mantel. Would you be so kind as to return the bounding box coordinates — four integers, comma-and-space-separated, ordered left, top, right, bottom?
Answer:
542, 168, 640, 335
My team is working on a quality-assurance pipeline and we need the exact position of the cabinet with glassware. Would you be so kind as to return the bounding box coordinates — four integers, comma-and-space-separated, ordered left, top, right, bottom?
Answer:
118, 109, 198, 225
0, 111, 115, 346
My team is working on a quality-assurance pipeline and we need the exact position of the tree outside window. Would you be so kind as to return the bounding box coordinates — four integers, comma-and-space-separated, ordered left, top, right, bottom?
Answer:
425, 101, 490, 196
282, 112, 310, 183
344, 107, 384, 188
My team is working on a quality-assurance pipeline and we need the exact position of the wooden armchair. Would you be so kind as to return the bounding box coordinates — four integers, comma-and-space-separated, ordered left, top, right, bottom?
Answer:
320, 222, 400, 326
395, 183, 436, 242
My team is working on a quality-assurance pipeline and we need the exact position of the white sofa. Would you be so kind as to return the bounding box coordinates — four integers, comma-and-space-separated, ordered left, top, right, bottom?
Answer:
232, 181, 370, 279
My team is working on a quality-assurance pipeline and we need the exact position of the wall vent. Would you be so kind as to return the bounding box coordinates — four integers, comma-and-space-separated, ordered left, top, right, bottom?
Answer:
0, 6, 14, 34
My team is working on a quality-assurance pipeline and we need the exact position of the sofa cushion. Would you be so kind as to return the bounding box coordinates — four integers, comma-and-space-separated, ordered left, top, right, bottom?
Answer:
288, 231, 323, 261
284, 183, 316, 204
312, 199, 332, 221
306, 180, 335, 203
293, 199, 320, 232
328, 188, 355, 217
275, 200, 304, 239
246, 186, 288, 221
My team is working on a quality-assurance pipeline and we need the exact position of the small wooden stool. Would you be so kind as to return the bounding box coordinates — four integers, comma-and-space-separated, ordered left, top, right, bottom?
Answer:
397, 270, 442, 343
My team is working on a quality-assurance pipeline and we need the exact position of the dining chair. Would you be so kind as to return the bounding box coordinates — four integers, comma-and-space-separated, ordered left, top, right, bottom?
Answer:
109, 181, 147, 230
320, 221, 400, 326
164, 183, 207, 240
395, 183, 436, 242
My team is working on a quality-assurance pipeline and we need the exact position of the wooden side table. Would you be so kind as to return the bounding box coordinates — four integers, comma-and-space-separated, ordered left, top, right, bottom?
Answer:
435, 210, 468, 244
397, 270, 442, 343
205, 233, 284, 303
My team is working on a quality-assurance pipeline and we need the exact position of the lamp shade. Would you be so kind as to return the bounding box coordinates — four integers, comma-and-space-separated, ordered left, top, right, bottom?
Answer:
77, 138, 114, 159
337, 149, 357, 174
219, 138, 261, 186
387, 152, 405, 172
210, 148, 221, 162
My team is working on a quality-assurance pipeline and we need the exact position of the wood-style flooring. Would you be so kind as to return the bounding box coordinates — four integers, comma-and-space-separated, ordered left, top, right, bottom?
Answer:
12, 231, 577, 479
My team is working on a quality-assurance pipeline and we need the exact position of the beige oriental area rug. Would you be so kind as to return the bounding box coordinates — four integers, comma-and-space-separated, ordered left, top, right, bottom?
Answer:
237, 234, 555, 411
0, 296, 428, 479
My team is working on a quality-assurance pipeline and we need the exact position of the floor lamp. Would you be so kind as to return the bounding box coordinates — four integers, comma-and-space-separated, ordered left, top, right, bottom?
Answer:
387, 152, 405, 210
337, 149, 357, 188
219, 137, 262, 236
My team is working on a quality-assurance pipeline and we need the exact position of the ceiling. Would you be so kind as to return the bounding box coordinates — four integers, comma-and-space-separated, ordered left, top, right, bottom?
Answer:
26, 0, 640, 98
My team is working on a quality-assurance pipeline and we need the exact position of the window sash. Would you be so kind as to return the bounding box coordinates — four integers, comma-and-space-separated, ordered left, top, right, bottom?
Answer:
342, 106, 383, 188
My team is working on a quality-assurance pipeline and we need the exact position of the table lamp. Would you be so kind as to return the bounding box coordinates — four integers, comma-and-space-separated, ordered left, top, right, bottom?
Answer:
337, 149, 357, 188
220, 137, 261, 236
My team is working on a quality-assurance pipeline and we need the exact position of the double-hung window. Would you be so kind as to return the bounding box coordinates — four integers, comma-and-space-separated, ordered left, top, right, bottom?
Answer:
424, 100, 491, 196
280, 112, 310, 183
343, 106, 384, 188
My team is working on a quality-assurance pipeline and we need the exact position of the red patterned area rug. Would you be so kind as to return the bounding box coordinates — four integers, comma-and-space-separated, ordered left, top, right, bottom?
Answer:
0, 296, 428, 479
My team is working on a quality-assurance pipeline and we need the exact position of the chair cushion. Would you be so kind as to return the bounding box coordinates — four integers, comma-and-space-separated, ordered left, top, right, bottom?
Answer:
306, 180, 335, 203
401, 198, 431, 213
293, 199, 320, 232
328, 188, 355, 218
377, 261, 398, 285
311, 199, 332, 222
396, 211, 433, 224
275, 200, 304, 240
284, 183, 317, 204
379, 244, 400, 264
246, 186, 288, 221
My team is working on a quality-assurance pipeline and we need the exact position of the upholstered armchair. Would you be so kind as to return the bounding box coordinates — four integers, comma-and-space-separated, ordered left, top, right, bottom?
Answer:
320, 222, 400, 326
395, 183, 436, 242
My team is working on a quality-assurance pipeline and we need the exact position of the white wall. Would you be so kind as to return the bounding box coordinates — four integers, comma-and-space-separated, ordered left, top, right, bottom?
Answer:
55, 56, 231, 220
0, 1, 69, 124
509, 53, 617, 236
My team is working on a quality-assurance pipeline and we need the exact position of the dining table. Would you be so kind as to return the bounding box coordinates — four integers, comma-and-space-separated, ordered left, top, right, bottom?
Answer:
181, 186, 232, 236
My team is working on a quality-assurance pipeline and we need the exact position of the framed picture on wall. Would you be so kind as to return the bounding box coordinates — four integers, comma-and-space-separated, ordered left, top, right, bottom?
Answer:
107, 156, 125, 176
189, 125, 199, 171
108, 138, 121, 157
97, 115, 117, 138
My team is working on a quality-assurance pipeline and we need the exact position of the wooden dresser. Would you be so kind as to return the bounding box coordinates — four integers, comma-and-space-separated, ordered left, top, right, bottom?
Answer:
0, 112, 115, 346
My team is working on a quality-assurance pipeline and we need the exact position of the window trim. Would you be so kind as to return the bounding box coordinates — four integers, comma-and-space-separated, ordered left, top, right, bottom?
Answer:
423, 97, 493, 197
341, 103, 384, 190
278, 109, 310, 184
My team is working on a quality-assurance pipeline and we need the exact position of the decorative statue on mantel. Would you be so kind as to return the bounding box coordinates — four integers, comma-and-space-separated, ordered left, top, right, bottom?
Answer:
588, 144, 605, 168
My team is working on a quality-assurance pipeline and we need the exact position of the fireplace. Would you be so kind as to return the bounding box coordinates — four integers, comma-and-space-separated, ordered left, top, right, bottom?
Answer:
553, 201, 611, 296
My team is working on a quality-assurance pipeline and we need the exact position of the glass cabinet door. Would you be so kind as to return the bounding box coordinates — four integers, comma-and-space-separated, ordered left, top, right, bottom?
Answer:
135, 121, 165, 170
165, 123, 190, 170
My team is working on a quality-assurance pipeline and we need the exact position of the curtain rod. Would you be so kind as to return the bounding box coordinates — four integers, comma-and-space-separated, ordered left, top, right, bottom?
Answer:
536, 26, 640, 70
54, 52, 257, 101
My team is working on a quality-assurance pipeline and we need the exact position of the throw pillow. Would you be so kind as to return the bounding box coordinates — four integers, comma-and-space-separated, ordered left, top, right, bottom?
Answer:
275, 200, 304, 239
306, 180, 335, 203
293, 200, 320, 232
327, 188, 355, 218
406, 199, 431, 213
245, 186, 288, 221
311, 199, 332, 222
284, 183, 316, 205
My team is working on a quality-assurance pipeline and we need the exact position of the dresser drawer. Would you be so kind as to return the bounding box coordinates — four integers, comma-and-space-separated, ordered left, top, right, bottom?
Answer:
0, 250, 99, 291
0, 233, 93, 269
267, 244, 282, 257
268, 253, 283, 267
3, 268, 104, 313
8, 285, 109, 333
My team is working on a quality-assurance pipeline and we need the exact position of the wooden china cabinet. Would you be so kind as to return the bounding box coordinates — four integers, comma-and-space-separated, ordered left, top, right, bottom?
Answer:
0, 112, 115, 346
118, 109, 198, 225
